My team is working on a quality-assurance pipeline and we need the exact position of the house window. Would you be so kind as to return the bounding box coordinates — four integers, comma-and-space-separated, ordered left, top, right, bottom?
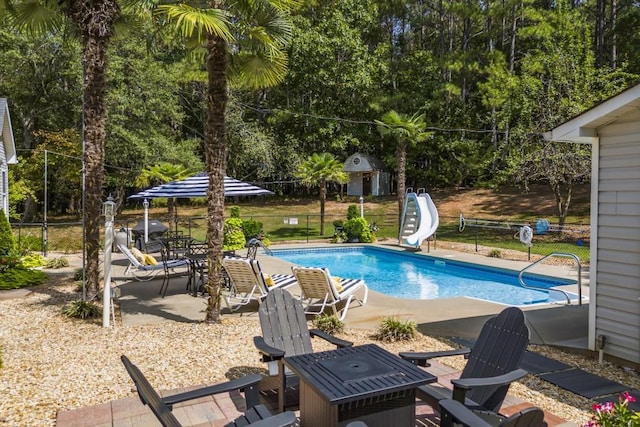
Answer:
353, 157, 360, 165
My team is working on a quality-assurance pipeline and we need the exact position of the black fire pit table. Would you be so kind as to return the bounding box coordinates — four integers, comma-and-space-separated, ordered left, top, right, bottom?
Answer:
283, 343, 436, 427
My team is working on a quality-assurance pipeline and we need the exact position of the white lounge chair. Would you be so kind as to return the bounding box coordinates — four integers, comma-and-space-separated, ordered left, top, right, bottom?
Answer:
222, 257, 297, 311
291, 266, 368, 320
118, 244, 189, 297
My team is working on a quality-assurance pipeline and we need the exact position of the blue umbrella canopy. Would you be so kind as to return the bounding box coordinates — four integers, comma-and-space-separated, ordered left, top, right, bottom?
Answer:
128, 174, 273, 199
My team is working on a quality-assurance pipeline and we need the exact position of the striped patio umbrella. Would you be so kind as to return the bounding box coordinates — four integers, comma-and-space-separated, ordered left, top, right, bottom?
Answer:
128, 173, 273, 200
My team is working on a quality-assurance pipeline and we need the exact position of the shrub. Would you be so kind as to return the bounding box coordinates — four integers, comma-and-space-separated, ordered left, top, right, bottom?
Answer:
62, 300, 100, 319
343, 217, 374, 243
0, 211, 16, 256
45, 257, 70, 269
242, 219, 263, 240
346, 205, 358, 220
488, 249, 502, 258
375, 316, 417, 342
230, 206, 241, 218
312, 314, 344, 334
20, 253, 46, 268
0, 266, 47, 290
223, 217, 246, 251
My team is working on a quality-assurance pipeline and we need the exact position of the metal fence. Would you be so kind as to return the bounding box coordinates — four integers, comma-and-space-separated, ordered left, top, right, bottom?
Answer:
12, 213, 590, 264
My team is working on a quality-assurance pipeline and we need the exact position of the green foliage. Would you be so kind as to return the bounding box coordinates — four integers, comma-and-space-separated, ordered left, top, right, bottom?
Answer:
62, 301, 100, 319
0, 211, 16, 256
375, 316, 417, 342
241, 219, 263, 240
0, 266, 47, 290
44, 257, 70, 269
487, 249, 503, 258
586, 392, 640, 427
343, 217, 375, 243
223, 217, 246, 250
346, 205, 358, 221
312, 314, 344, 335
230, 206, 241, 218
0, 254, 20, 273
20, 253, 46, 268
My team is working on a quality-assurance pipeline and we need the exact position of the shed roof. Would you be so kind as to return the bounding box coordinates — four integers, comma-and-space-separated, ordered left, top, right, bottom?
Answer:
343, 153, 385, 172
0, 99, 17, 164
544, 83, 640, 144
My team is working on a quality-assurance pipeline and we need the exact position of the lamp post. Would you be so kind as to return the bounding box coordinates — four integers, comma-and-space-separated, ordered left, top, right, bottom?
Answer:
143, 198, 150, 243
359, 196, 364, 218
102, 195, 116, 328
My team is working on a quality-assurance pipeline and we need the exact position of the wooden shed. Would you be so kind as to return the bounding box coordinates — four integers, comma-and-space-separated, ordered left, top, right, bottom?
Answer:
544, 83, 640, 366
343, 153, 390, 197
0, 99, 17, 218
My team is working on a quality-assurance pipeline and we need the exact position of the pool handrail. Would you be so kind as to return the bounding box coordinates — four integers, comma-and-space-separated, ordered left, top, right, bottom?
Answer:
518, 252, 582, 306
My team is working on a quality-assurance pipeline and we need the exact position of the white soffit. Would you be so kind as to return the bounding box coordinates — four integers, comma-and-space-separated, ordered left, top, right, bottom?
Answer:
544, 84, 640, 144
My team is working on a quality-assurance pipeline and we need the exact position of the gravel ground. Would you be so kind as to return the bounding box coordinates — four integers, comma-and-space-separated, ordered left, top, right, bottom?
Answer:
1, 269, 637, 426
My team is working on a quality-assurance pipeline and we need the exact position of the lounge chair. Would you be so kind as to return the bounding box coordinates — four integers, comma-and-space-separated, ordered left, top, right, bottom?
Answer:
121, 355, 296, 427
118, 244, 189, 297
439, 399, 546, 427
222, 258, 297, 311
253, 288, 353, 412
291, 266, 368, 320
399, 307, 530, 417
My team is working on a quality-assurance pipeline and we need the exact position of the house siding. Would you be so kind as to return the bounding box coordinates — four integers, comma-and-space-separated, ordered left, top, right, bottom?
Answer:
596, 120, 640, 364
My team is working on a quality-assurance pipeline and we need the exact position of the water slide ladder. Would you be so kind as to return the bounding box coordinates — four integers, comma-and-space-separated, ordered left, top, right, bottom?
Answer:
518, 252, 583, 306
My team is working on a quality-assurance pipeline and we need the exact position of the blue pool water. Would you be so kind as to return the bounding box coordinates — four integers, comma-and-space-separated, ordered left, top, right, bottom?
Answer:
270, 246, 577, 306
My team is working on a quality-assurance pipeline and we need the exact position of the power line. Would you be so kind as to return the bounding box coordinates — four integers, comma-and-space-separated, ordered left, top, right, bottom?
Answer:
238, 103, 508, 135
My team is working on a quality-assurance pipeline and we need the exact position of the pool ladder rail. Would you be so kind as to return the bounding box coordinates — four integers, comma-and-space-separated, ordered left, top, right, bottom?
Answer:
518, 252, 583, 306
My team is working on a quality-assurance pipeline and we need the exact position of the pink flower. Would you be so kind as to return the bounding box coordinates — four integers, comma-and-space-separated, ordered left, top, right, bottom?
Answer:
621, 392, 636, 403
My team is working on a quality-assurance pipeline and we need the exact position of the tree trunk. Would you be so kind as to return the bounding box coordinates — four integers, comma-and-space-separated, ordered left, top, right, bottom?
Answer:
396, 143, 407, 226
69, 0, 119, 300
204, 31, 228, 324
551, 181, 572, 227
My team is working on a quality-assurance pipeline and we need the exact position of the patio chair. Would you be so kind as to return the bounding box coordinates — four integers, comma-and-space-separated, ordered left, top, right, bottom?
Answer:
158, 245, 191, 298
291, 266, 368, 320
222, 258, 297, 311
121, 355, 296, 427
253, 288, 353, 412
119, 244, 188, 286
399, 307, 530, 416
186, 241, 208, 296
439, 399, 546, 427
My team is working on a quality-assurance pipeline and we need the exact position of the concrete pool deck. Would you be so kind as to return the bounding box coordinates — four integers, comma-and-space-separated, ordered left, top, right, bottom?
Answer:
112, 242, 590, 350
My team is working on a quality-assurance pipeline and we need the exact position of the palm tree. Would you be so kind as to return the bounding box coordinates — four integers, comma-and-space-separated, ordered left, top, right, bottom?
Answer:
157, 0, 298, 323
375, 111, 432, 224
295, 153, 348, 236
136, 163, 193, 222
4, 0, 120, 299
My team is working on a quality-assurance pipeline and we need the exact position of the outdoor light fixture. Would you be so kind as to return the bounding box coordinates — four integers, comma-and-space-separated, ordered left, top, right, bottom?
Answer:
359, 196, 364, 218
102, 194, 116, 221
102, 194, 116, 328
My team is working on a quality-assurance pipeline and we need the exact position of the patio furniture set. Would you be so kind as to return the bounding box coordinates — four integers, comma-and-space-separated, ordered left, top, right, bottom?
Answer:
120, 285, 546, 426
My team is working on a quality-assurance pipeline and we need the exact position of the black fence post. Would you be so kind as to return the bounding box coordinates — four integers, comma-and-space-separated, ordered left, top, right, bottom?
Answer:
306, 215, 309, 244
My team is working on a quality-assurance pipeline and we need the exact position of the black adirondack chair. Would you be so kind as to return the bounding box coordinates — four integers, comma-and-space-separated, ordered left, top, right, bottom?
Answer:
439, 399, 546, 427
399, 307, 530, 415
253, 288, 353, 412
121, 355, 296, 427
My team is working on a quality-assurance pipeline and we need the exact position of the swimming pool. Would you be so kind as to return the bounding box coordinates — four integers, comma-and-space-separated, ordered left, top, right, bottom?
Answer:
270, 246, 578, 306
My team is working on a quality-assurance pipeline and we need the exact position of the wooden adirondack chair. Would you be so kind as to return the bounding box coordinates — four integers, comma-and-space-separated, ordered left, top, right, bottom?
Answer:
439, 399, 546, 427
253, 288, 353, 412
399, 307, 530, 415
121, 355, 296, 427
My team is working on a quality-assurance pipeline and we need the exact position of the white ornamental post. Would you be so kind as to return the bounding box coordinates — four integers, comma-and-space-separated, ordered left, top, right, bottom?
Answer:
102, 195, 116, 328
143, 198, 150, 243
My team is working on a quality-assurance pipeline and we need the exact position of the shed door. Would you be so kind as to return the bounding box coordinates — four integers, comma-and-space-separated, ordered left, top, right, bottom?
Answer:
363, 174, 372, 196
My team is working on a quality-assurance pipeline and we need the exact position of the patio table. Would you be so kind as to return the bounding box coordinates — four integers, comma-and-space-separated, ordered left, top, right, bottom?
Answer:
283, 343, 436, 427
